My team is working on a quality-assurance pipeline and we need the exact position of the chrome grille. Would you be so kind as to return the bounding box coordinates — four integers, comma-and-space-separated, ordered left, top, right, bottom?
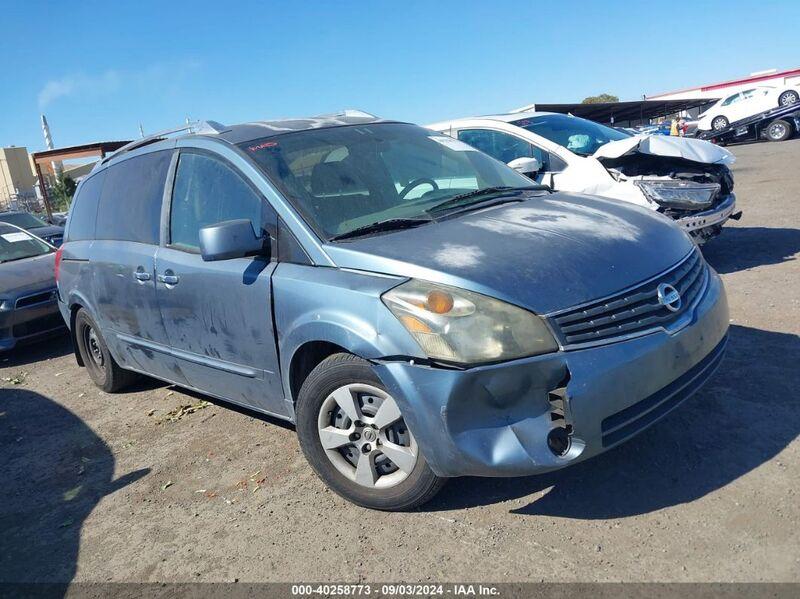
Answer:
551, 249, 708, 347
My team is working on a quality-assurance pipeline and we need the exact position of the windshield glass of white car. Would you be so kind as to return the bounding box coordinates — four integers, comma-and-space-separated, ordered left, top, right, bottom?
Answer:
512, 114, 631, 156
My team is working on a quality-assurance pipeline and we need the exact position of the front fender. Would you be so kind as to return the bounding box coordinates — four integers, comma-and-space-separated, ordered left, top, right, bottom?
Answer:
272, 264, 426, 400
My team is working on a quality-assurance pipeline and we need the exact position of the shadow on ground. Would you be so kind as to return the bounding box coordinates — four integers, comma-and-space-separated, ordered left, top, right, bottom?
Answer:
0, 333, 72, 369
0, 389, 149, 584
428, 324, 800, 516
703, 226, 800, 274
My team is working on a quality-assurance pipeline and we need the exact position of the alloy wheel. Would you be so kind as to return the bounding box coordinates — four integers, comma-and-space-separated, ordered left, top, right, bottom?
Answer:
780, 91, 798, 106
317, 383, 418, 489
768, 122, 787, 139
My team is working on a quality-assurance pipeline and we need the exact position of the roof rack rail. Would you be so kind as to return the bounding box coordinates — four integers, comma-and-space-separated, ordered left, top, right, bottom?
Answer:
100, 120, 226, 165
313, 109, 379, 119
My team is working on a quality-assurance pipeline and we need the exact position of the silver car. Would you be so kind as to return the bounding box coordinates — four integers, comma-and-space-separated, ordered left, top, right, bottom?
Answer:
1, 223, 63, 351
56, 112, 729, 510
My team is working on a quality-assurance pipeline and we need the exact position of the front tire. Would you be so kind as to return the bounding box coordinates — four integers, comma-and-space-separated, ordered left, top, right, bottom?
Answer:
74, 309, 138, 393
711, 115, 729, 131
295, 353, 445, 511
778, 89, 799, 107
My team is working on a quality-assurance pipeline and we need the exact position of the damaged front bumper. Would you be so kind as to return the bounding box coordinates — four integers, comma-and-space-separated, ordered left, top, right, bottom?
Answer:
373, 269, 729, 478
0, 289, 64, 352
675, 193, 737, 235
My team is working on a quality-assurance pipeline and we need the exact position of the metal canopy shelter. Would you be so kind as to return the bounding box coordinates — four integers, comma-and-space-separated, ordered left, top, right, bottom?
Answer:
515, 99, 719, 125
31, 140, 130, 218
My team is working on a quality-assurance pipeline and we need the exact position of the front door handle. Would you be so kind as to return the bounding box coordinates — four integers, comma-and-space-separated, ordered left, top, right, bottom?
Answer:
157, 271, 179, 285
134, 268, 151, 282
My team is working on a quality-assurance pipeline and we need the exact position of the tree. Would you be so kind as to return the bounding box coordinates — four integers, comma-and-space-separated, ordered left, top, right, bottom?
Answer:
50, 174, 77, 211
582, 93, 619, 104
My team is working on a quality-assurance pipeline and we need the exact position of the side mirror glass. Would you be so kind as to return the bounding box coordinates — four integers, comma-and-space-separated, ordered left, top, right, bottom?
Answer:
507, 156, 542, 176
199, 219, 266, 262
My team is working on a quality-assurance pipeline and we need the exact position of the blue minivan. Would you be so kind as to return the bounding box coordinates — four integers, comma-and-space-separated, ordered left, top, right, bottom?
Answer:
56, 112, 729, 510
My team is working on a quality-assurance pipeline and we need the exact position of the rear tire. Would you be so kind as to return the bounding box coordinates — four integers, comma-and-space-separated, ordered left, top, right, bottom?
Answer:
295, 353, 446, 511
766, 119, 793, 142
711, 116, 729, 131
778, 90, 799, 107
74, 309, 138, 393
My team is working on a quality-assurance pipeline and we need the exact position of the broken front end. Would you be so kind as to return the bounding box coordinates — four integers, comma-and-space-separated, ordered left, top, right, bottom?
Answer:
602, 154, 741, 243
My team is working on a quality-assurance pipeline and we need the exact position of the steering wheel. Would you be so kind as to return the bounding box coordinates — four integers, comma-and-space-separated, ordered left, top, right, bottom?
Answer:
399, 178, 439, 200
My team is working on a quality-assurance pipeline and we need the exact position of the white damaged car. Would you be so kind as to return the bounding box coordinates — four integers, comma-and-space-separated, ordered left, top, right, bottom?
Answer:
427, 112, 739, 243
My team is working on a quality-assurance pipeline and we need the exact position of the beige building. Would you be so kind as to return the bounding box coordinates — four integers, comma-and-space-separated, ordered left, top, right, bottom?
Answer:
0, 146, 37, 207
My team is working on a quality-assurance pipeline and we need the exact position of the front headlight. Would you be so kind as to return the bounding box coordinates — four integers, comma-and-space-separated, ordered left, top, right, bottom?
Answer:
0, 299, 13, 312
382, 279, 558, 364
635, 180, 720, 209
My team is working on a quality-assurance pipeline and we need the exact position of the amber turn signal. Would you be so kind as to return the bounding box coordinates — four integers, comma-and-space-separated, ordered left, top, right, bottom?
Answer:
426, 290, 454, 314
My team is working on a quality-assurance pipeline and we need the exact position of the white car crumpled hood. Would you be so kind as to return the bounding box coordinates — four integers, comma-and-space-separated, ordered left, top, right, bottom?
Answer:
593, 135, 736, 165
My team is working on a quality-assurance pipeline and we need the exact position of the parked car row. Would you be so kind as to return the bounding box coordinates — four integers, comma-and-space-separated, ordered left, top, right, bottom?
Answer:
0, 210, 64, 246
31, 112, 730, 511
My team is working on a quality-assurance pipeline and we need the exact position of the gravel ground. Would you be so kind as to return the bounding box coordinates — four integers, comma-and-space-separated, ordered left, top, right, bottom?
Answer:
1, 138, 799, 584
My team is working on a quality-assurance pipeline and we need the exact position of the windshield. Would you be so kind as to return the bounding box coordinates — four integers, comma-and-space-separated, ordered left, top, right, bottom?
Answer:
511, 114, 631, 156
240, 123, 533, 239
0, 212, 48, 230
0, 224, 53, 263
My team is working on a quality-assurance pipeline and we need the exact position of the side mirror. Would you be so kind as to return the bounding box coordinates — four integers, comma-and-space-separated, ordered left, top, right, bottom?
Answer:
199, 219, 266, 262
507, 156, 542, 176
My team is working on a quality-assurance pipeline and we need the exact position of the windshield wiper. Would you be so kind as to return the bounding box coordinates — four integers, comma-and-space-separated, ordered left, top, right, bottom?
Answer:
329, 217, 433, 241
0, 255, 40, 264
426, 185, 544, 216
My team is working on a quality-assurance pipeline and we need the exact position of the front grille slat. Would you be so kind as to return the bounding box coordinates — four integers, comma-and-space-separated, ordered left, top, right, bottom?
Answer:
556, 288, 660, 326
560, 299, 664, 334
552, 250, 708, 348
15, 289, 57, 309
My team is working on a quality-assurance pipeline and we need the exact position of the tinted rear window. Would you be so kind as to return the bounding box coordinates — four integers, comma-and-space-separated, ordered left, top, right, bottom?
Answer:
65, 171, 106, 241
95, 151, 172, 244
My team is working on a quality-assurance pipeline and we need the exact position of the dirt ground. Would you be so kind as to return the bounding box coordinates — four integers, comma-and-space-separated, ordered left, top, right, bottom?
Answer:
2, 139, 799, 584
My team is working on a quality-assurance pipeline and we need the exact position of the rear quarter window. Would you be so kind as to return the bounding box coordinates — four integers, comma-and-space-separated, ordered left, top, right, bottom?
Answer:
65, 171, 106, 241
95, 150, 172, 244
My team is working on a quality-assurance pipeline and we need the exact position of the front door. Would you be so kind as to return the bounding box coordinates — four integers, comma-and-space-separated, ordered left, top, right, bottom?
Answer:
155, 150, 285, 416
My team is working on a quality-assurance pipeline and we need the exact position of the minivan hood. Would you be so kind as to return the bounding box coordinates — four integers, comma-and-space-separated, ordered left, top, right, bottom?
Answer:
593, 135, 735, 165
324, 193, 695, 314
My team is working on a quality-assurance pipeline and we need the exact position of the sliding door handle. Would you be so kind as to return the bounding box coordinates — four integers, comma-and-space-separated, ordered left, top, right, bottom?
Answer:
157, 272, 179, 285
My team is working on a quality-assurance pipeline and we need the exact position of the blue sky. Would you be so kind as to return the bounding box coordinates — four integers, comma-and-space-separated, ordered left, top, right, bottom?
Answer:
1, 0, 798, 152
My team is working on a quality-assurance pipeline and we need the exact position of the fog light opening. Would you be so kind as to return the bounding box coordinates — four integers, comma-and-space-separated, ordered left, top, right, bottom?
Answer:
547, 372, 574, 457
547, 427, 571, 457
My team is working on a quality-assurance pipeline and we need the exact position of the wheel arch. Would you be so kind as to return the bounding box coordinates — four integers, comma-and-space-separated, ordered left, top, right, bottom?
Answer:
288, 340, 349, 406
280, 315, 423, 406
67, 294, 91, 367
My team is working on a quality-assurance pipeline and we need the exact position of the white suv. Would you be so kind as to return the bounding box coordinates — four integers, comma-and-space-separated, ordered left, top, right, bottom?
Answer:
427, 112, 738, 243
